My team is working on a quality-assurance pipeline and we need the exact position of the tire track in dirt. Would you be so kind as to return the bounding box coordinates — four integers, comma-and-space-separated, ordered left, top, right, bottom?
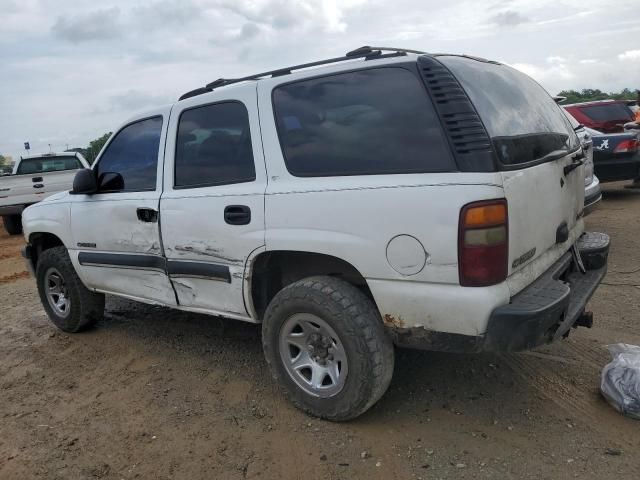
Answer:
501, 337, 639, 448
0, 271, 29, 284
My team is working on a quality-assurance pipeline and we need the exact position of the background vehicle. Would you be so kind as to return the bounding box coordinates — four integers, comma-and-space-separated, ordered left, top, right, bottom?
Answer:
0, 152, 89, 235
20, 47, 608, 420
564, 111, 601, 213
564, 100, 635, 133
585, 127, 640, 183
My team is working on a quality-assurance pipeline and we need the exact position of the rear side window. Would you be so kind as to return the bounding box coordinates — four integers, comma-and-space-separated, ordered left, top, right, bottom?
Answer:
95, 116, 162, 192
16, 156, 81, 175
175, 102, 256, 188
580, 104, 634, 122
440, 56, 579, 167
272, 67, 454, 177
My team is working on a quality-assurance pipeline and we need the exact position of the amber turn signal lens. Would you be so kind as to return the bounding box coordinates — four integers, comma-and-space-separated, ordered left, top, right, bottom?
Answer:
463, 203, 507, 228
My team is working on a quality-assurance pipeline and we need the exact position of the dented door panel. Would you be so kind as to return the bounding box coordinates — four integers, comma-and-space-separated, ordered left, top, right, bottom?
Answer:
160, 84, 267, 318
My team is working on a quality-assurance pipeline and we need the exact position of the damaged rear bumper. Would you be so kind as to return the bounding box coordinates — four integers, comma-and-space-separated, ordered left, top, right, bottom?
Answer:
387, 232, 610, 353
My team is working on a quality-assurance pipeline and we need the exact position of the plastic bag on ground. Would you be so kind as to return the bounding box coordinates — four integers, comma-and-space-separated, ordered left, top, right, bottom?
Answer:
600, 343, 640, 420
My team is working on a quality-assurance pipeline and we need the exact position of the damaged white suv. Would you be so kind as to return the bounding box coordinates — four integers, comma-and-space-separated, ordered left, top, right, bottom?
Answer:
21, 47, 609, 420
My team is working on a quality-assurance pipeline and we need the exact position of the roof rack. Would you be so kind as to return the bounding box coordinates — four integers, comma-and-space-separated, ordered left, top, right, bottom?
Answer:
178, 46, 426, 101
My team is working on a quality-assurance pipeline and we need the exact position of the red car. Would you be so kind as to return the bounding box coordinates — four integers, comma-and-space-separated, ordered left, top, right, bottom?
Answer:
564, 100, 635, 133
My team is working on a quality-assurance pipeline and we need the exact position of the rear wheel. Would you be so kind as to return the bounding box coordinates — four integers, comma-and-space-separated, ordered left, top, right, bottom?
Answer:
262, 276, 394, 421
2, 214, 22, 235
36, 246, 104, 332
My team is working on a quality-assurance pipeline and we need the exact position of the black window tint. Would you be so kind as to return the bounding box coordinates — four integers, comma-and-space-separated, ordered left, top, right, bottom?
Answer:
440, 56, 579, 166
175, 102, 255, 188
581, 104, 634, 122
272, 67, 454, 177
95, 116, 162, 192
16, 156, 81, 175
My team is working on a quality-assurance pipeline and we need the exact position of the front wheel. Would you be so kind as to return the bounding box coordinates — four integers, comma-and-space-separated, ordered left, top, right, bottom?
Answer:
36, 246, 105, 332
262, 276, 394, 421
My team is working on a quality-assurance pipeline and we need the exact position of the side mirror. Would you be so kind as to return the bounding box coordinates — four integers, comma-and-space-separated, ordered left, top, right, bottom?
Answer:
71, 169, 98, 195
98, 172, 125, 192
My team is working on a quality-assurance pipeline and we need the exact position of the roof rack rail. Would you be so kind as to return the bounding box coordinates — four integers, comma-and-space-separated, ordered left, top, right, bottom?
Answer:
178, 46, 426, 101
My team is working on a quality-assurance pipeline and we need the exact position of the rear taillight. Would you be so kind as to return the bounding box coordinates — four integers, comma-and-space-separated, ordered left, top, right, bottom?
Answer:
458, 199, 508, 287
614, 139, 638, 153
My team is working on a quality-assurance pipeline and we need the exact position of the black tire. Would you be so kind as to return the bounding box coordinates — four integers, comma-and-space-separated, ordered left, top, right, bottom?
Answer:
3, 214, 22, 235
262, 275, 394, 421
36, 246, 104, 333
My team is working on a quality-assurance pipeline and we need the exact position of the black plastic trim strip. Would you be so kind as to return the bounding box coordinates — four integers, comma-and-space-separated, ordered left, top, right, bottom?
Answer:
167, 260, 231, 283
416, 55, 497, 172
78, 252, 166, 270
78, 252, 232, 283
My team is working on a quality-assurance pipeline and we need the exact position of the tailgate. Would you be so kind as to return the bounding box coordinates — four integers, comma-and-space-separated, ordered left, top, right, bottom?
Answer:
502, 155, 584, 277
438, 55, 585, 287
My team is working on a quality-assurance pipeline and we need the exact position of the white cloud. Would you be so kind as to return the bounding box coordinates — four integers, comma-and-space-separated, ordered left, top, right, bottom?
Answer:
51, 7, 123, 43
2, 0, 640, 160
618, 50, 640, 61
546, 56, 566, 64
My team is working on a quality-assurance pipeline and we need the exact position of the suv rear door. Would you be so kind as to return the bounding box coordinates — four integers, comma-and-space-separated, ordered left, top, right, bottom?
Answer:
439, 56, 584, 291
160, 85, 266, 319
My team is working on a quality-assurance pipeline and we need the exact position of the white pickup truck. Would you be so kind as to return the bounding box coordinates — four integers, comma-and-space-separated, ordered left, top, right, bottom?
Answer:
21, 47, 609, 420
0, 152, 89, 235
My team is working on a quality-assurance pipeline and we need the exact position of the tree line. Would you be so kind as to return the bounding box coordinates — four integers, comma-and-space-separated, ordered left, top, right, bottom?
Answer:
557, 88, 637, 105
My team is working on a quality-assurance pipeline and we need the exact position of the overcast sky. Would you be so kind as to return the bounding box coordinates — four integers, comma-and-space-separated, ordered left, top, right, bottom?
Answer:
1, 0, 639, 160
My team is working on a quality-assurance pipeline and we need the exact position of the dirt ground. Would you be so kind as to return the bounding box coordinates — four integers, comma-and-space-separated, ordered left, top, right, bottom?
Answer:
1, 185, 639, 480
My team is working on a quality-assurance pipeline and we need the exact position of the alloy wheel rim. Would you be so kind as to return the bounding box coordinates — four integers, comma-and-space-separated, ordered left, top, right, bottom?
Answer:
279, 313, 348, 398
45, 267, 71, 318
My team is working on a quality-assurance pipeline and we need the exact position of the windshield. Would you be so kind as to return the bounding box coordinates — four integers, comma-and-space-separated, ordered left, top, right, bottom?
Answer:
439, 56, 579, 167
17, 156, 82, 175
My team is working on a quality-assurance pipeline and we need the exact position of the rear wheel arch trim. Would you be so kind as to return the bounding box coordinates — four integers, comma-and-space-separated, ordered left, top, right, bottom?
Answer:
247, 249, 376, 321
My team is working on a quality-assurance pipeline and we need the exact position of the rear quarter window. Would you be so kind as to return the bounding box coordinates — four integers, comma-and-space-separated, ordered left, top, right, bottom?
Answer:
439, 56, 580, 167
272, 67, 455, 177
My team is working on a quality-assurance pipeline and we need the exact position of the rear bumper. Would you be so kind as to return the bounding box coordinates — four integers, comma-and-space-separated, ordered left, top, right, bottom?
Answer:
594, 153, 640, 182
388, 232, 609, 353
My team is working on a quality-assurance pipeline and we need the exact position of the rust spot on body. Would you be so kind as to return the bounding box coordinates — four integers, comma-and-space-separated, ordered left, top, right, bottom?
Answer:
383, 314, 405, 328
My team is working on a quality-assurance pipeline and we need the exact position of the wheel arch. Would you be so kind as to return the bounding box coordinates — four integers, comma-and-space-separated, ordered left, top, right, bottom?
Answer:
248, 249, 378, 321
28, 232, 66, 270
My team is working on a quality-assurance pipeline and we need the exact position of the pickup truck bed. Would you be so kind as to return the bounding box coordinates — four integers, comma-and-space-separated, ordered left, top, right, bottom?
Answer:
0, 152, 89, 234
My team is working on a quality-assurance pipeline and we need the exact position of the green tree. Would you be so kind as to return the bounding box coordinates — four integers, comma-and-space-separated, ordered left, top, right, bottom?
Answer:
0, 154, 13, 174
85, 132, 112, 165
557, 88, 637, 104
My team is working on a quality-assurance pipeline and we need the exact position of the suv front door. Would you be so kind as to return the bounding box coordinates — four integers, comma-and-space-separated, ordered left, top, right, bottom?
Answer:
160, 87, 266, 319
70, 108, 177, 305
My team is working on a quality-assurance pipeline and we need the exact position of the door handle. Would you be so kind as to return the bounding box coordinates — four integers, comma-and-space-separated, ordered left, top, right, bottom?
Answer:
32, 176, 43, 183
224, 205, 251, 225
137, 208, 158, 223
33, 184, 44, 189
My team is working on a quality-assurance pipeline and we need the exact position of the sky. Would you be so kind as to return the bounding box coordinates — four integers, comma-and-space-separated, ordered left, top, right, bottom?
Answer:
1, 0, 639, 160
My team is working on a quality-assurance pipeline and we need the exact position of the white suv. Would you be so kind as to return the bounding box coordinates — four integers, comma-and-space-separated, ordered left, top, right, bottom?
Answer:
21, 47, 609, 420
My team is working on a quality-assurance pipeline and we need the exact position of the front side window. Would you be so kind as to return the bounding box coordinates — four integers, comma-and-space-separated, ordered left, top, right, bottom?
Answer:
272, 67, 455, 177
17, 156, 82, 175
440, 56, 579, 167
95, 116, 162, 192
174, 102, 255, 188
